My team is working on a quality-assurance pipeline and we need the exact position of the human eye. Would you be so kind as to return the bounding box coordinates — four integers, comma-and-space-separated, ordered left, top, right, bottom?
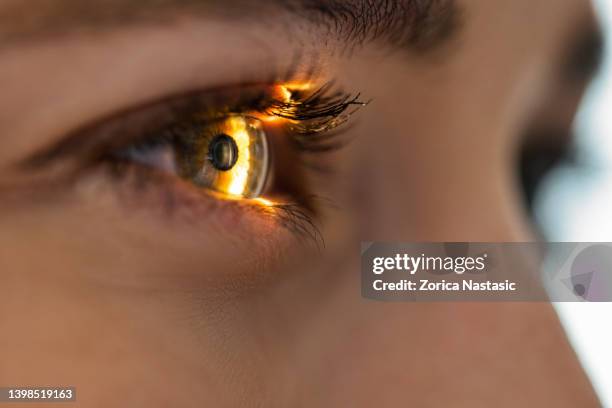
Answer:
20, 79, 366, 239
116, 114, 270, 199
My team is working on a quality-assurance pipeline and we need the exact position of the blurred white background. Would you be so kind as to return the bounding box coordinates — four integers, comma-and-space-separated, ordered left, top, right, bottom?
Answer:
539, 0, 612, 405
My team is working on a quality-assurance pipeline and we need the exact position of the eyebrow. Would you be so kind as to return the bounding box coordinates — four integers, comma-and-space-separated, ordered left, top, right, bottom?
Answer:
0, 0, 459, 53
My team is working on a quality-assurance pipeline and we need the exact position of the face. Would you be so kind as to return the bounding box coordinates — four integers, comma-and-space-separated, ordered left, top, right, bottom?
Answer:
0, 0, 603, 406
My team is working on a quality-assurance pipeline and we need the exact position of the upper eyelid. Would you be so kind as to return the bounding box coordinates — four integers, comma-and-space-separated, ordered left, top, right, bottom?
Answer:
19, 80, 366, 171
18, 84, 279, 171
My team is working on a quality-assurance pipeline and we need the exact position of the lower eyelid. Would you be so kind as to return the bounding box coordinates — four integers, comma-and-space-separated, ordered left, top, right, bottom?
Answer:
100, 160, 255, 216
87, 160, 319, 242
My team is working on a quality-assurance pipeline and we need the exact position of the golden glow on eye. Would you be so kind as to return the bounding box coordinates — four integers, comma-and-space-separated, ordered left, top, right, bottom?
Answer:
261, 115, 282, 123
253, 197, 276, 207
216, 117, 252, 196
277, 82, 313, 102
278, 86, 293, 103
283, 82, 314, 92
176, 116, 269, 199
260, 82, 314, 123
176, 83, 312, 200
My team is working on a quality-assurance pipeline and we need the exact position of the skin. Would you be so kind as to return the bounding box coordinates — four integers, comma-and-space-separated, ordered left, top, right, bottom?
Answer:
0, 0, 603, 406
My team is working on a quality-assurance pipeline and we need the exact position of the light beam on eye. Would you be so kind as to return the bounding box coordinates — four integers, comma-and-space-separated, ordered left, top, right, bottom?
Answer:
278, 82, 313, 102
261, 82, 314, 123
253, 197, 276, 207
279, 86, 293, 103
217, 117, 251, 196
283, 82, 314, 92
261, 115, 283, 123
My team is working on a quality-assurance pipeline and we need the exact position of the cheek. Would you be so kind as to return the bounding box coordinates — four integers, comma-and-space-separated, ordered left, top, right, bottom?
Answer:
0, 256, 243, 406
320, 103, 529, 241
0, 184, 293, 294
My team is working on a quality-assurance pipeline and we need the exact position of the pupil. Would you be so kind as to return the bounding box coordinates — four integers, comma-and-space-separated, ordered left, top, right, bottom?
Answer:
208, 134, 238, 171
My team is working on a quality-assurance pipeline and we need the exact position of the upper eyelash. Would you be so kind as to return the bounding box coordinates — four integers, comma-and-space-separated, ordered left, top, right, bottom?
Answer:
264, 82, 365, 123
261, 82, 368, 152
146, 82, 368, 156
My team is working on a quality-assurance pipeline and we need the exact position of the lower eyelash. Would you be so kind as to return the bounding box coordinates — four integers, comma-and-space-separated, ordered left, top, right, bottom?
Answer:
267, 202, 324, 249
104, 159, 324, 245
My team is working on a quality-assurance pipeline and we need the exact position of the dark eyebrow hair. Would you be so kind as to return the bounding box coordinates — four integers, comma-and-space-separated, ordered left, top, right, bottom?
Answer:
0, 0, 459, 53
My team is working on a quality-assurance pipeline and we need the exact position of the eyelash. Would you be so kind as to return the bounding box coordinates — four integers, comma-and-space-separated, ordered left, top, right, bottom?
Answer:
262, 82, 366, 152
